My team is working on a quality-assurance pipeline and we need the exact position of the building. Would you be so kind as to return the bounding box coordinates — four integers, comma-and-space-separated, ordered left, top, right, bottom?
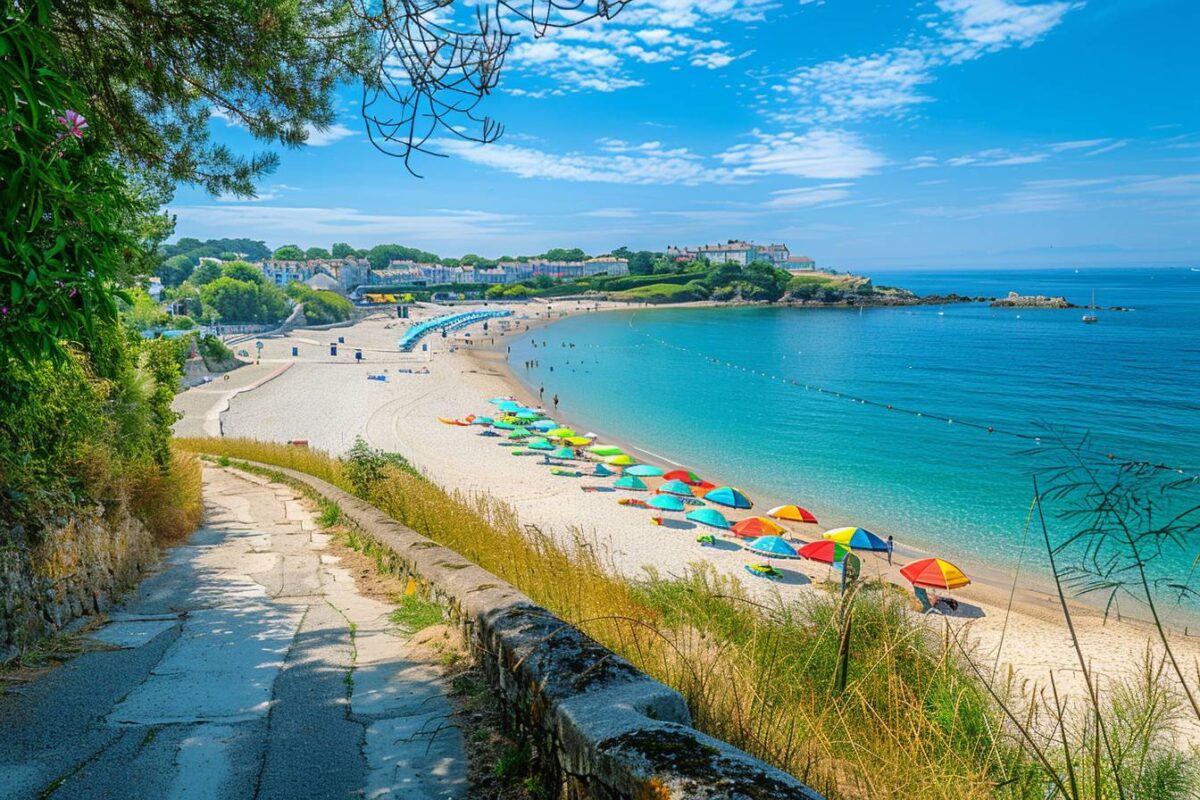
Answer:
784, 255, 817, 272
672, 240, 795, 266
375, 256, 628, 286
147, 276, 164, 301
259, 257, 369, 293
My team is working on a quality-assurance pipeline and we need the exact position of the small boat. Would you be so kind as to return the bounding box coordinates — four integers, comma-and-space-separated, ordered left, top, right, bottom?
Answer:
1082, 289, 1099, 324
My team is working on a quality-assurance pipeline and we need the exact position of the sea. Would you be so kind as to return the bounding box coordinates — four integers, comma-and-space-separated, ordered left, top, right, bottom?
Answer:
507, 267, 1200, 605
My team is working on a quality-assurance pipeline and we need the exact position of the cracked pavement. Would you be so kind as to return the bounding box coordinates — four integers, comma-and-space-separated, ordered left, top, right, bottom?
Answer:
0, 466, 466, 800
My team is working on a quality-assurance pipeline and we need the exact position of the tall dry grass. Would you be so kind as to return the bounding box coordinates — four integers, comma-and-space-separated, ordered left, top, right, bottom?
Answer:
126, 447, 204, 544
178, 437, 1195, 799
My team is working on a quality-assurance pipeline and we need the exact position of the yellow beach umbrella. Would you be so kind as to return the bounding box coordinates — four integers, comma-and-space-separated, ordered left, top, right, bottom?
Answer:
563, 436, 592, 446
548, 427, 575, 438
604, 454, 637, 466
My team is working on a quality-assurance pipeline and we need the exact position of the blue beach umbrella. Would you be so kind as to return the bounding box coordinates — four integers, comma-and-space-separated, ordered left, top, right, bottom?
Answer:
593, 463, 615, 477
498, 401, 522, 413
625, 464, 665, 477
531, 419, 557, 431
647, 494, 685, 512
614, 475, 648, 491
823, 527, 889, 551
744, 536, 800, 559
686, 507, 731, 530
488, 397, 514, 405
657, 479, 695, 497
516, 410, 540, 420
493, 421, 516, 430
471, 416, 494, 425
550, 446, 576, 459
704, 486, 753, 509
527, 439, 555, 451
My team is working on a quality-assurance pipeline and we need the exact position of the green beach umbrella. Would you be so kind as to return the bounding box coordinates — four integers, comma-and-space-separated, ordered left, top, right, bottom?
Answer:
614, 475, 648, 491
625, 464, 665, 477
589, 445, 624, 456
508, 427, 532, 439
493, 421, 516, 430
550, 446, 576, 459
605, 454, 637, 466
527, 439, 555, 451
548, 427, 575, 438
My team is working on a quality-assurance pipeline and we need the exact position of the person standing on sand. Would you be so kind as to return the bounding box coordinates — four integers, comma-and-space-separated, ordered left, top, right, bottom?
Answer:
553, 393, 559, 410
539, 385, 544, 401
886, 535, 895, 565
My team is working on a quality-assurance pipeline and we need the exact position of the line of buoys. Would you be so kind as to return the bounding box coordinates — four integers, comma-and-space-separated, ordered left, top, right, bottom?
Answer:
625, 312, 1194, 477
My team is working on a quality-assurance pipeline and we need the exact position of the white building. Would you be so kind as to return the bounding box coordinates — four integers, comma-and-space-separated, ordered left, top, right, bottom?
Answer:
673, 240, 794, 266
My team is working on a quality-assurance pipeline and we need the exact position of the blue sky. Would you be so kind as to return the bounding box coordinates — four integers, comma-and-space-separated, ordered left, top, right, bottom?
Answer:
168, 0, 1200, 269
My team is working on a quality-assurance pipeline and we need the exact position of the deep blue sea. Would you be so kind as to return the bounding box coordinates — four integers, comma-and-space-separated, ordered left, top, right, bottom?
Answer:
509, 268, 1200, 597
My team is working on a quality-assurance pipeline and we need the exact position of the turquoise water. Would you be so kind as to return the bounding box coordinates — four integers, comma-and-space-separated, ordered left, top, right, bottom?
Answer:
509, 268, 1200, 594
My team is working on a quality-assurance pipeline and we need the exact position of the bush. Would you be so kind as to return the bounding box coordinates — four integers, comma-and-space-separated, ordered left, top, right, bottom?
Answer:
614, 281, 709, 304
198, 334, 234, 364
200, 276, 290, 324
286, 283, 354, 325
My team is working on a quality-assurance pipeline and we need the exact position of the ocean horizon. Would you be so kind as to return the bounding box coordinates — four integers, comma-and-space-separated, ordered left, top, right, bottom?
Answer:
508, 266, 1200, 607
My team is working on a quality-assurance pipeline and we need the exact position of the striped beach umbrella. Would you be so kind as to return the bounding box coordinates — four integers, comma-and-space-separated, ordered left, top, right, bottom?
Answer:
823, 527, 888, 551
768, 504, 819, 524
731, 516, 786, 540
797, 540, 850, 565
900, 558, 970, 590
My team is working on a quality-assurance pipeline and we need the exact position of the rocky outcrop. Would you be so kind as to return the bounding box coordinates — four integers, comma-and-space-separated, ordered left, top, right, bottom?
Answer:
990, 291, 1074, 308
0, 505, 157, 663
240, 461, 824, 800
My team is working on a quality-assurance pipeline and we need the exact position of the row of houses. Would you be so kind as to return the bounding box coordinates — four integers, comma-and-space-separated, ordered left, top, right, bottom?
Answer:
260, 257, 371, 293
666, 240, 817, 271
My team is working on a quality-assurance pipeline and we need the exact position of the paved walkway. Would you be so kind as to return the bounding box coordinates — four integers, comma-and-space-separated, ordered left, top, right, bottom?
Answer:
0, 466, 465, 800
171, 362, 293, 438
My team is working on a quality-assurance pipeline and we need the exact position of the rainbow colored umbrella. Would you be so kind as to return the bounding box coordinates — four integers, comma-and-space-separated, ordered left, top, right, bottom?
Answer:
550, 446, 576, 459
527, 440, 555, 451
823, 527, 888, 551
663, 469, 715, 490
647, 494, 685, 512
731, 516, 786, 540
901, 558, 970, 590
704, 486, 753, 509
768, 504, 818, 524
686, 507, 730, 530
614, 475, 648, 491
744, 535, 800, 559
797, 540, 850, 565
657, 479, 695, 497
605, 454, 637, 466
625, 464, 665, 477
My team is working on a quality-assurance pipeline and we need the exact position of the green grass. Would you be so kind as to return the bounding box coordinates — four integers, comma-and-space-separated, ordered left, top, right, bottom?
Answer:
389, 595, 444, 633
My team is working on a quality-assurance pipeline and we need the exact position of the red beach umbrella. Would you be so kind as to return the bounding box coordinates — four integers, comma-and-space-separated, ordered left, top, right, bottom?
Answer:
663, 469, 716, 490
730, 516, 787, 540
900, 558, 970, 590
796, 540, 850, 565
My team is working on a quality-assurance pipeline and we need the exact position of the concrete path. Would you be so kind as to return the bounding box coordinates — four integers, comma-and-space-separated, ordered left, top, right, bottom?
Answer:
172, 362, 294, 438
0, 466, 466, 800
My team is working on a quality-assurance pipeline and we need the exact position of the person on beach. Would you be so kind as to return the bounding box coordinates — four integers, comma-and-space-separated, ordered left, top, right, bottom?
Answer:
886, 535, 895, 565
539, 385, 544, 401
553, 393, 559, 410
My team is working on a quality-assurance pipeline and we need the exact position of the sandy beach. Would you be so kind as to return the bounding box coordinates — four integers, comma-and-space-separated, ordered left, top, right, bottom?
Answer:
176, 300, 1200, 718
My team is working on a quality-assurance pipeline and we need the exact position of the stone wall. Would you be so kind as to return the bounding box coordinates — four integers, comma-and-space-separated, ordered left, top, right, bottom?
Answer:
240, 462, 823, 800
0, 504, 157, 663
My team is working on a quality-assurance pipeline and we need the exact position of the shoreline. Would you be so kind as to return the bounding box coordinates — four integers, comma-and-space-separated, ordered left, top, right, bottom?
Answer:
201, 302, 1200, 718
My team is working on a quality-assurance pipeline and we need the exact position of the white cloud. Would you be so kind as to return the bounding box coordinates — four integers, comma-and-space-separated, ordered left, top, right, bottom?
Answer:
944, 138, 1126, 168
764, 183, 855, 208
435, 128, 884, 184
717, 130, 886, 179
772, 0, 1079, 124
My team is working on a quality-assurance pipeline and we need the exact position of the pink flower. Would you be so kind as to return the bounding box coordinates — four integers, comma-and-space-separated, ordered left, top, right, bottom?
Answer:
57, 109, 87, 140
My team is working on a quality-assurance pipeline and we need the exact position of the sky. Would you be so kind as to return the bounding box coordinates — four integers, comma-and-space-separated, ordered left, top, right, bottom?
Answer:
167, 0, 1200, 269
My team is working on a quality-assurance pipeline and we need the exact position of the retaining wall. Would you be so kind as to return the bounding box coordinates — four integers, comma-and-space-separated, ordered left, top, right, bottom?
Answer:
235, 461, 823, 800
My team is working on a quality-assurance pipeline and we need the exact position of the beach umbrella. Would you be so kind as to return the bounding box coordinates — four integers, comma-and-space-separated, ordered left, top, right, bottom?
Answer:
704, 486, 753, 509
508, 427, 532, 439
768, 504, 819, 524
744, 536, 800, 559
550, 446, 576, 459
531, 420, 557, 431
823, 527, 888, 551
547, 427, 575, 438
657, 479, 695, 497
614, 475, 648, 491
593, 464, 615, 477
662, 470, 705, 489
797, 540, 850, 565
647, 494, 685, 512
901, 558, 970, 590
493, 421, 517, 430
731, 516, 786, 540
498, 401, 522, 412
471, 416, 495, 425
527, 440, 555, 451
605, 454, 637, 466
564, 436, 592, 446
516, 410, 540, 420
625, 464, 665, 477
686, 507, 730, 530
589, 445, 624, 457
488, 397, 515, 405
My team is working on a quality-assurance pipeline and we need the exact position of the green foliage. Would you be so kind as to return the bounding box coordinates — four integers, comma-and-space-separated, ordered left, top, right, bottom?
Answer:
199, 277, 290, 324
304, 246, 331, 259
1, 1, 143, 363
365, 244, 441, 269
221, 261, 265, 284
162, 238, 270, 263
539, 247, 589, 262
286, 283, 354, 325
272, 245, 306, 260
388, 595, 444, 633
122, 288, 169, 331
157, 255, 196, 287
331, 242, 355, 258
190, 262, 223, 286
197, 334, 234, 364
613, 281, 709, 304
48, 0, 372, 197
343, 436, 417, 495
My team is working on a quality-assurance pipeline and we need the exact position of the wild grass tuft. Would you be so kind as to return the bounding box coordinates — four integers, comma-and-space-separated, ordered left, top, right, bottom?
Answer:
389, 595, 444, 634
177, 437, 1197, 799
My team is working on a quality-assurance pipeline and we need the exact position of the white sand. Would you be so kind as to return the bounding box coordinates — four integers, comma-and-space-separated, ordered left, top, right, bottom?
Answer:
185, 302, 1200, 721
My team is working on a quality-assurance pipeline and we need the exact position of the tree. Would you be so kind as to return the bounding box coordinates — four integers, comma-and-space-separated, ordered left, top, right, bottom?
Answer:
218, 251, 240, 261
331, 242, 355, 258
200, 278, 289, 323
157, 255, 196, 288
541, 248, 588, 262
191, 262, 223, 286
628, 251, 656, 275
365, 244, 440, 269
273, 245, 306, 260
305, 246, 331, 259
222, 262, 266, 284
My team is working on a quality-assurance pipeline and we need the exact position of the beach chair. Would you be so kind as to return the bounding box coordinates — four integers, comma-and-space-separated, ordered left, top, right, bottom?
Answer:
593, 464, 614, 477
914, 586, 934, 614
744, 563, 784, 581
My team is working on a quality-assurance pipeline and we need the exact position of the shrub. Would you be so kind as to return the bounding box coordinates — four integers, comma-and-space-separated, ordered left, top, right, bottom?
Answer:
614, 281, 709, 304
286, 283, 354, 325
